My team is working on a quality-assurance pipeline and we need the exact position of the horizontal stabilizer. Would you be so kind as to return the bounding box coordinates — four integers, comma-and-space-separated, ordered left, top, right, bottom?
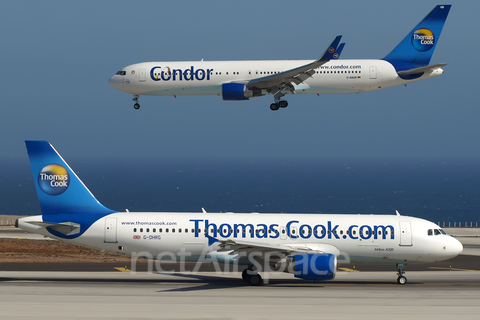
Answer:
26, 221, 81, 236
396, 63, 447, 75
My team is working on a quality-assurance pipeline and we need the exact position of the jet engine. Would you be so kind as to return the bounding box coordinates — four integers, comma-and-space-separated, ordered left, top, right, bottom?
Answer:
221, 83, 264, 100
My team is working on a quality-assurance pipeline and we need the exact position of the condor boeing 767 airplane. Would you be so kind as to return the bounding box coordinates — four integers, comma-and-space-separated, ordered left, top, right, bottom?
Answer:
109, 5, 451, 111
17, 141, 462, 285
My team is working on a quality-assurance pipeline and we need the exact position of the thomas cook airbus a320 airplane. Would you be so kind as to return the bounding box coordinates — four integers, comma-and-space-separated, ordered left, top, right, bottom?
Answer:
17, 141, 463, 285
109, 5, 451, 111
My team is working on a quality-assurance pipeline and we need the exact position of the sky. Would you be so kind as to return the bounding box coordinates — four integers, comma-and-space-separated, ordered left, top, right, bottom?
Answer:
1, 1, 480, 217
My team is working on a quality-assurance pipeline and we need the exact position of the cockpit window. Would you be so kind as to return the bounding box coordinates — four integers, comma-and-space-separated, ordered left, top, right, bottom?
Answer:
116, 71, 126, 76
428, 229, 446, 236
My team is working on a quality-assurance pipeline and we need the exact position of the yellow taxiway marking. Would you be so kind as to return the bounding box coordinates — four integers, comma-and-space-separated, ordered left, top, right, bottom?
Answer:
114, 267, 131, 272
429, 267, 480, 272
338, 268, 360, 272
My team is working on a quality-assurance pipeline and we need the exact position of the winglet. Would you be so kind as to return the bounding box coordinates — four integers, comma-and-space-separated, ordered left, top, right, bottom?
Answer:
332, 43, 345, 59
316, 35, 342, 64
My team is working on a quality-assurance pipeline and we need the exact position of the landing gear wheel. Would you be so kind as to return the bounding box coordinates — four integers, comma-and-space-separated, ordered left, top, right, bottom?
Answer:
278, 100, 288, 108
132, 94, 140, 110
396, 263, 406, 285
247, 273, 263, 286
241, 269, 249, 281
242, 268, 263, 286
397, 276, 407, 285
270, 103, 279, 111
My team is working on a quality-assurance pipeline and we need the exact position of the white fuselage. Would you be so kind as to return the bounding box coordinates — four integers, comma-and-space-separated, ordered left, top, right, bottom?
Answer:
108, 59, 444, 97
18, 212, 462, 266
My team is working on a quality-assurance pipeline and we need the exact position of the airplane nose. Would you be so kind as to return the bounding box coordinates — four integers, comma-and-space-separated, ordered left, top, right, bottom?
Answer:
108, 76, 118, 88
451, 237, 464, 256
444, 236, 463, 259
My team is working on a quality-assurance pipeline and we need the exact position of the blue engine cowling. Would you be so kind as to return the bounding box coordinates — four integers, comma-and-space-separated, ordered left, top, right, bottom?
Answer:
222, 83, 249, 100
222, 83, 264, 101
287, 253, 337, 281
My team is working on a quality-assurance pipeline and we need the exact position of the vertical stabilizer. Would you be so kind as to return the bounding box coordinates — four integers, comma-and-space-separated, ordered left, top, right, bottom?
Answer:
382, 5, 451, 72
25, 140, 115, 215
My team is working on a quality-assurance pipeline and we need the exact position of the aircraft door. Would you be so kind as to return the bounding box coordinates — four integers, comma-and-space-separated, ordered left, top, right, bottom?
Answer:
139, 69, 146, 82
399, 221, 412, 246
369, 66, 377, 79
104, 217, 118, 243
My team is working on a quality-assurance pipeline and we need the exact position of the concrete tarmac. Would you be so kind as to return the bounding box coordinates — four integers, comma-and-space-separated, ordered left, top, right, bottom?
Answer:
1, 270, 480, 320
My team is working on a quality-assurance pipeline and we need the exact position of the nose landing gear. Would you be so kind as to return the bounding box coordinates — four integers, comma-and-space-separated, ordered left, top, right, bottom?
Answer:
396, 263, 407, 285
132, 94, 140, 109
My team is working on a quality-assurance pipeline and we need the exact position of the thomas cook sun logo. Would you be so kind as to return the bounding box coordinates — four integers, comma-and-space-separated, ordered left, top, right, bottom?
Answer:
38, 164, 70, 196
411, 28, 435, 52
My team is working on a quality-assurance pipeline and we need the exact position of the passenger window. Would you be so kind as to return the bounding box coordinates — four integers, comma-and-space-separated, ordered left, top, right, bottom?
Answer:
140, 228, 143, 232
133, 228, 137, 232
166, 228, 169, 233
159, 228, 162, 233
146, 228, 149, 232
153, 228, 156, 232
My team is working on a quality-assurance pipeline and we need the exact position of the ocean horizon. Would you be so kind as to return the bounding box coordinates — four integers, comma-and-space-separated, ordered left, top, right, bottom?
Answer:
2, 157, 479, 224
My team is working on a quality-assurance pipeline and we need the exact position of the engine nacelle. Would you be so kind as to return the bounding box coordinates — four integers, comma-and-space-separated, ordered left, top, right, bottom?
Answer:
222, 83, 263, 101
285, 253, 337, 281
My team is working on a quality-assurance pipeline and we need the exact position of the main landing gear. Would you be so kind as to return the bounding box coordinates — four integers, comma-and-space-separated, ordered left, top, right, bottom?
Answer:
270, 100, 288, 111
396, 263, 407, 285
132, 94, 140, 109
242, 267, 263, 286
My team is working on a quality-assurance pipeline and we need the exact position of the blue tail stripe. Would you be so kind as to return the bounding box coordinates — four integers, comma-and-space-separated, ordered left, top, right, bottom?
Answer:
25, 140, 116, 215
383, 5, 451, 71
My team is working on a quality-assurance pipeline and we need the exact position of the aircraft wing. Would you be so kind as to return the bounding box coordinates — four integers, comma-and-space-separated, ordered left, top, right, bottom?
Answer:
246, 35, 342, 99
396, 63, 447, 75
216, 239, 324, 255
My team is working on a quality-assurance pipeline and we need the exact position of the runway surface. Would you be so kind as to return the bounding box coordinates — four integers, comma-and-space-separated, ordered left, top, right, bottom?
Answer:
2, 226, 480, 319
1, 271, 480, 320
